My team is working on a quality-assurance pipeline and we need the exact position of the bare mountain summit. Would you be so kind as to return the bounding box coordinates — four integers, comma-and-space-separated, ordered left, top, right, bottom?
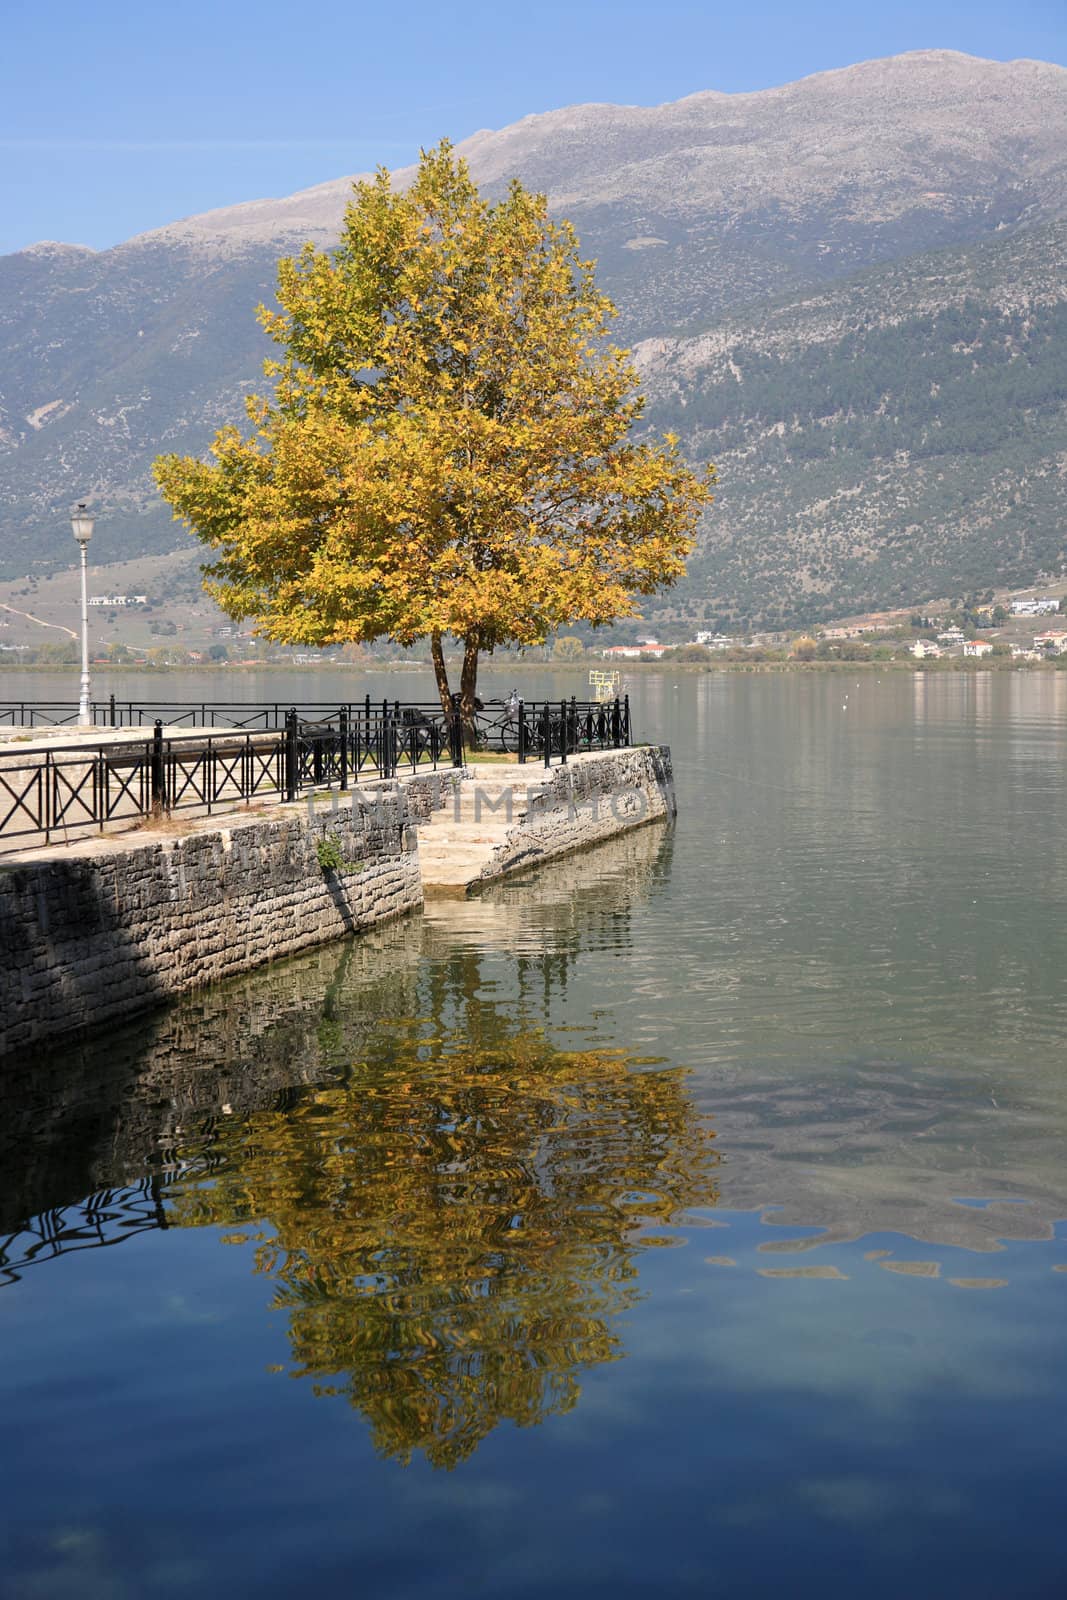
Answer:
135, 49, 1066, 267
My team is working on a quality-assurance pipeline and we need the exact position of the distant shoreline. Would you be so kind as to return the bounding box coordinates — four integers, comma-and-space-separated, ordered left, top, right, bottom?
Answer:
2, 655, 1065, 678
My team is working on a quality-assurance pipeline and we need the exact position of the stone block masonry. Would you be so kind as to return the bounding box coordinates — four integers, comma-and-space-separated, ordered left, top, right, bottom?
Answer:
0, 751, 672, 1056
0, 789, 421, 1057
477, 745, 676, 883
415, 746, 676, 894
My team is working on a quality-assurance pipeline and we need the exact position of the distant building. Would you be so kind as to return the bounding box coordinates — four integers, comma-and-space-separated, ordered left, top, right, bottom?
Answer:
911, 639, 941, 659
937, 627, 965, 646
602, 643, 670, 659
963, 639, 994, 657
1011, 598, 1060, 616
1034, 631, 1067, 655
88, 595, 109, 607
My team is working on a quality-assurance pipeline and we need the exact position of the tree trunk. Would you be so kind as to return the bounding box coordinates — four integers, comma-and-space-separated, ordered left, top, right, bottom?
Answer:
459, 635, 480, 738
430, 632, 452, 717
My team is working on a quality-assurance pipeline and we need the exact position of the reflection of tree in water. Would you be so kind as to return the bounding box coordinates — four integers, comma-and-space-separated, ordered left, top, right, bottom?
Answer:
0, 824, 707, 1461
170, 1004, 718, 1469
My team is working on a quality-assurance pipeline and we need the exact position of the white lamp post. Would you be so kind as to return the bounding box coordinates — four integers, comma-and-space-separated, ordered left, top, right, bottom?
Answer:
71, 503, 95, 726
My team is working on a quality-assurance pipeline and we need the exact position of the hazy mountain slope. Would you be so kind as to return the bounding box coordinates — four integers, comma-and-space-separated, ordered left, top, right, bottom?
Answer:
0, 241, 279, 570
638, 220, 1067, 628
1, 49, 1066, 600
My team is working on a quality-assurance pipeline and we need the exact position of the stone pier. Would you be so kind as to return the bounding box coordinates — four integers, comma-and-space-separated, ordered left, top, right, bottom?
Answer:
0, 748, 673, 1055
417, 745, 675, 894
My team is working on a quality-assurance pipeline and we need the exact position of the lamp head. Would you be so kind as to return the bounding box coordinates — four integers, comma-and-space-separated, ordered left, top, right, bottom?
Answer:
71, 503, 94, 545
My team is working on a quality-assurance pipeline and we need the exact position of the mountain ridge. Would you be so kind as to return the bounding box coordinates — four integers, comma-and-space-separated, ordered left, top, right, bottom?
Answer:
13, 49, 1066, 258
2, 49, 1066, 624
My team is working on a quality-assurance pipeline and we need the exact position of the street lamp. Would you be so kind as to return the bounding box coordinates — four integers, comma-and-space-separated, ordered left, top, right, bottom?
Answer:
71, 503, 95, 726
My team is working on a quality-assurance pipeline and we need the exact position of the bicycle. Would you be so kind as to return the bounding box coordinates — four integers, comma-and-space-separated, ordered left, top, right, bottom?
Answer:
462, 694, 571, 758
469, 692, 525, 754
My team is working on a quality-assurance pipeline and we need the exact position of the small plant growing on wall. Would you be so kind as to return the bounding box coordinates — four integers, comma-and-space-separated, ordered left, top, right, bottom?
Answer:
315, 836, 347, 873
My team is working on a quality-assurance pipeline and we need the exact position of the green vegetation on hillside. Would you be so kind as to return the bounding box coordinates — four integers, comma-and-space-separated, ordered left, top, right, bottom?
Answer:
643, 222, 1067, 629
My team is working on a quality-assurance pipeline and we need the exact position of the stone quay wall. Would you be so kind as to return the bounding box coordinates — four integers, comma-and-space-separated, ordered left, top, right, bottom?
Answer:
0, 788, 423, 1058
0, 751, 670, 1057
475, 745, 675, 884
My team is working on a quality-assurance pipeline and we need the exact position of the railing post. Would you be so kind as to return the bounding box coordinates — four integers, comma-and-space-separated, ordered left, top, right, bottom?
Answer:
109, 693, 116, 728
450, 693, 464, 769
611, 697, 621, 748
99, 747, 111, 831
559, 699, 567, 764
623, 693, 631, 746
284, 707, 299, 802
518, 701, 527, 765
150, 719, 166, 813
339, 708, 349, 792
41, 749, 52, 843
543, 705, 551, 769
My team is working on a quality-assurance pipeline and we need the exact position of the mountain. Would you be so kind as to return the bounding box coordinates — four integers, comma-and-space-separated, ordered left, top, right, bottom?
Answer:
638, 219, 1067, 627
1, 49, 1066, 622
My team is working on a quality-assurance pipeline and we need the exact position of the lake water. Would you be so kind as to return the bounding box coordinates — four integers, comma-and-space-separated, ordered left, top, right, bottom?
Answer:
2, 667, 1067, 1597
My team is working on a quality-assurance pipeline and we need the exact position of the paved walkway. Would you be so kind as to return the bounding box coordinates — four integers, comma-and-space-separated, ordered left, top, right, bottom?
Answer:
417, 766, 538, 896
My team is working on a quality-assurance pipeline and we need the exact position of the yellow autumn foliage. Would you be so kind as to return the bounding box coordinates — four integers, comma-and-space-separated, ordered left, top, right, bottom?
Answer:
154, 141, 714, 710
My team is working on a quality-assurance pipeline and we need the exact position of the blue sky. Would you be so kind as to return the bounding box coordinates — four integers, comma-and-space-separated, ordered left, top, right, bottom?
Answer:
2, 0, 1064, 255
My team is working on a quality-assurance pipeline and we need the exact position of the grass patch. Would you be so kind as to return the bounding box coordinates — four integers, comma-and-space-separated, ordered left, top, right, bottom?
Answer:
128, 812, 198, 837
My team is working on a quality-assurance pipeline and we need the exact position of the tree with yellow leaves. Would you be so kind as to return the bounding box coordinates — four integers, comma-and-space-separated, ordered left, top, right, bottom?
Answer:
154, 141, 714, 719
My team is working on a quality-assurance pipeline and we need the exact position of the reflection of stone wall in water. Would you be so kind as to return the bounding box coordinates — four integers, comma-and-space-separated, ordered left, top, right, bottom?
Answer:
0, 823, 673, 1231
0, 920, 427, 1229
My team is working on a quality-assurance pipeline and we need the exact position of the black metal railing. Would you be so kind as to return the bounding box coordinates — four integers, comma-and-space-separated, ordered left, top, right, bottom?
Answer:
464, 695, 631, 766
0, 696, 409, 730
0, 1178, 170, 1288
0, 692, 631, 751
0, 694, 631, 850
0, 713, 441, 852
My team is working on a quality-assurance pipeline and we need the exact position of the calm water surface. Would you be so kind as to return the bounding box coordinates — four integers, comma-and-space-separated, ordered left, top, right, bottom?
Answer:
2, 668, 1066, 1597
